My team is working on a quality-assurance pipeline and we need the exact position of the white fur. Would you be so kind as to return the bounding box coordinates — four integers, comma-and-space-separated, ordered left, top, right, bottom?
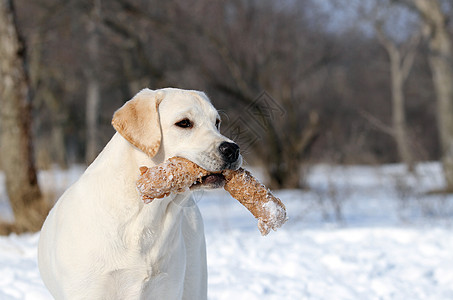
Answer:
38, 88, 242, 299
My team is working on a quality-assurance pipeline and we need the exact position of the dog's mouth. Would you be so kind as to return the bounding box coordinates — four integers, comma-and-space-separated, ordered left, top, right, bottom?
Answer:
190, 173, 226, 190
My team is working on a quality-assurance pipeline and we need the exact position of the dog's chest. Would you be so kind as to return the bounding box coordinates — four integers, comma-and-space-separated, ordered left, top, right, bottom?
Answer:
108, 199, 198, 297
117, 196, 194, 268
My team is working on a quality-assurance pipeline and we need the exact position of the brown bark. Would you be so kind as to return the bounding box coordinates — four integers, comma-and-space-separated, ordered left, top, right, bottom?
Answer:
411, 0, 453, 189
268, 111, 320, 189
0, 0, 49, 234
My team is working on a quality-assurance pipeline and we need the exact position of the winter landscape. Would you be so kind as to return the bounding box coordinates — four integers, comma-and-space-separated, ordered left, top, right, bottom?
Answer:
2, 0, 453, 299
0, 162, 452, 300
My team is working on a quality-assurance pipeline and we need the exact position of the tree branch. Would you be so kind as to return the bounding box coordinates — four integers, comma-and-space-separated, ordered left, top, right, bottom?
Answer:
375, 21, 399, 62
401, 30, 421, 81
358, 108, 395, 137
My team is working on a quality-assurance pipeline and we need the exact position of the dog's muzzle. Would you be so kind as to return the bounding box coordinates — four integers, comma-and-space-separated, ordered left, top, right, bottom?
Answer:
191, 142, 241, 191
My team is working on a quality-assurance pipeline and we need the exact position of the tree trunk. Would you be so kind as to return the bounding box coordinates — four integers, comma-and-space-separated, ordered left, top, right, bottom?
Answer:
85, 77, 100, 164
412, 0, 453, 189
390, 53, 415, 172
268, 111, 319, 189
85, 0, 101, 164
0, 0, 49, 234
375, 22, 417, 172
29, 28, 68, 168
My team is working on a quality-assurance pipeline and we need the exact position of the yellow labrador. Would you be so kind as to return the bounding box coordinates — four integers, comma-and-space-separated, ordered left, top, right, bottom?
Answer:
38, 88, 242, 299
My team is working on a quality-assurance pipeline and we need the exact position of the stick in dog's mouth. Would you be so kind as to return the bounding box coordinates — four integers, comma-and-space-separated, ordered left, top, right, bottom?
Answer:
137, 157, 287, 235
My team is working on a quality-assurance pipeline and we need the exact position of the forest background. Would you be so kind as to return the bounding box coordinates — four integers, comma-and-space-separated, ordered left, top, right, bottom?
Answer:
1, 0, 453, 232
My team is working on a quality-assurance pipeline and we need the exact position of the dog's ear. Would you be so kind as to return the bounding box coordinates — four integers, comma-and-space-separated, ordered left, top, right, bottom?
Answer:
112, 89, 164, 157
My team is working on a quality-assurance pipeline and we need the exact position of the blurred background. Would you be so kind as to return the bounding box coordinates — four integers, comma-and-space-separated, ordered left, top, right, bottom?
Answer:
1, 0, 453, 232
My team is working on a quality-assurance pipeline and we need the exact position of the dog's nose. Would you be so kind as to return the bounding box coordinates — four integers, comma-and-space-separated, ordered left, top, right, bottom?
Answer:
219, 142, 240, 163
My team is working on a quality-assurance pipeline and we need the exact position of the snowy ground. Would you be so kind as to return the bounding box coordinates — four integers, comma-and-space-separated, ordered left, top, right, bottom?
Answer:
0, 163, 452, 299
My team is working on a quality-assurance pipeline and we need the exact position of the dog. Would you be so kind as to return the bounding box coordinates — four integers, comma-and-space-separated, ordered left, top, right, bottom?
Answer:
38, 88, 242, 299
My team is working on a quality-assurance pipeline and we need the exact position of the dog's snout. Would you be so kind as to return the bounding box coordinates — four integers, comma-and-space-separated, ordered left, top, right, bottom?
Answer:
219, 142, 240, 163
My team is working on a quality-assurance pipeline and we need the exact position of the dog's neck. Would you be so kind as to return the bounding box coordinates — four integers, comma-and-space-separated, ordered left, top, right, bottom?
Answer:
91, 132, 160, 170
83, 131, 192, 218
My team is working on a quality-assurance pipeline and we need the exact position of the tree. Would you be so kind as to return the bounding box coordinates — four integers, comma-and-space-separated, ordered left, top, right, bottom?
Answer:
401, 0, 453, 189
179, 0, 325, 188
95, 0, 324, 189
7, 0, 445, 175
0, 0, 49, 234
85, 0, 102, 164
374, 9, 421, 172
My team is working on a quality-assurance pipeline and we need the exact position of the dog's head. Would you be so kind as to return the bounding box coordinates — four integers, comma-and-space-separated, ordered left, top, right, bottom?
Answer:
112, 88, 242, 188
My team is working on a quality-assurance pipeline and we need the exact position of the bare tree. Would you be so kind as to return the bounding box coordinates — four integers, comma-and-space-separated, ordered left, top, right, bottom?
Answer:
26, 7, 68, 169
401, 0, 453, 189
179, 0, 325, 188
7, 0, 445, 175
96, 0, 324, 188
374, 18, 421, 172
85, 0, 102, 164
0, 0, 49, 234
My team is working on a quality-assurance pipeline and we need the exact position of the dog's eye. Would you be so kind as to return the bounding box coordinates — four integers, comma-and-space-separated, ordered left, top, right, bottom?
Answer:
175, 119, 193, 129
215, 119, 221, 130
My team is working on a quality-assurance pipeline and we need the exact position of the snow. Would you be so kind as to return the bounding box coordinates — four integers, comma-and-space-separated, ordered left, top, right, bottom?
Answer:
1, 162, 453, 299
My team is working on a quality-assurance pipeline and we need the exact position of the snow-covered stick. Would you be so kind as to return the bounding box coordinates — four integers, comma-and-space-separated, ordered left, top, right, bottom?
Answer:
136, 157, 209, 203
223, 168, 287, 235
136, 157, 287, 235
